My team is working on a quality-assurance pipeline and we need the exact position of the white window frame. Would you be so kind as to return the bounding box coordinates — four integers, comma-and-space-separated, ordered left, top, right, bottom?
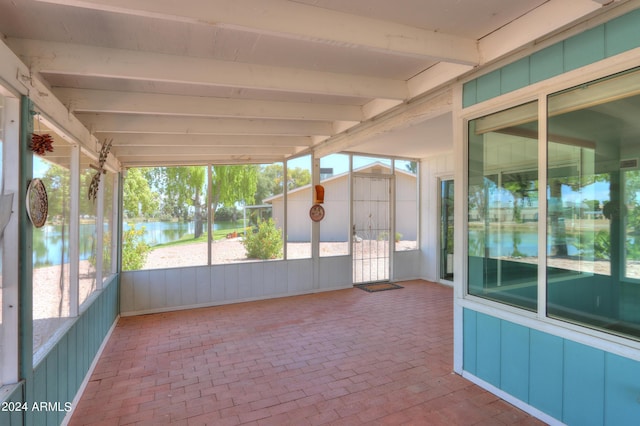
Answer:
457, 48, 640, 361
1, 94, 20, 388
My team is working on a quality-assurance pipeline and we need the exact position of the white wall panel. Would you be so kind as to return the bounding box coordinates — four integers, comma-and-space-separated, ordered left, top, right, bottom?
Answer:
238, 264, 252, 299
132, 270, 150, 312
394, 250, 421, 281
120, 272, 134, 313
212, 267, 226, 301
195, 266, 212, 303
262, 262, 277, 295
148, 269, 167, 308
224, 264, 239, 300
250, 262, 265, 297
121, 257, 352, 316
420, 152, 455, 282
180, 268, 197, 306
165, 269, 182, 307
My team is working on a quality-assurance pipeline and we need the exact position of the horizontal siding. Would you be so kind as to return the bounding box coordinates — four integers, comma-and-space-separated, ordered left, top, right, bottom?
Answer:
463, 308, 640, 425
463, 8, 640, 107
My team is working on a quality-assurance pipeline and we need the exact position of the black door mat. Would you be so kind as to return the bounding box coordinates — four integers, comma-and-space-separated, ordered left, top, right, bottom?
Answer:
355, 283, 403, 292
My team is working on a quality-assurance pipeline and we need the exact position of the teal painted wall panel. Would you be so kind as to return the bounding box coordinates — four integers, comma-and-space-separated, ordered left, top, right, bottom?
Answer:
31, 363, 46, 426
464, 312, 640, 424
463, 80, 477, 108
0, 384, 25, 426
463, 308, 477, 374
57, 334, 69, 424
18, 278, 120, 426
67, 322, 78, 400
476, 313, 501, 387
500, 57, 530, 94
500, 321, 529, 402
604, 353, 640, 425
564, 26, 605, 72
529, 330, 563, 420
529, 43, 564, 84
605, 9, 640, 57
563, 341, 605, 426
463, 8, 640, 106
45, 347, 57, 422
476, 70, 502, 104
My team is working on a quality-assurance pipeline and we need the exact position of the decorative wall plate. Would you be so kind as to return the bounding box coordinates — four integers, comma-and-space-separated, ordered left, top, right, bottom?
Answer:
27, 178, 48, 228
309, 204, 325, 222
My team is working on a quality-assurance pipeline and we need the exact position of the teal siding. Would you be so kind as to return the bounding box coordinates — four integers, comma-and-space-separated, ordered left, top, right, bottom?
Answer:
500, 321, 529, 402
462, 80, 477, 109
476, 70, 502, 104
563, 341, 605, 426
16, 277, 119, 426
500, 57, 530, 94
605, 354, 640, 425
463, 308, 640, 425
463, 8, 640, 107
476, 314, 501, 387
0, 384, 25, 426
530, 43, 564, 85
564, 26, 606, 72
463, 308, 477, 374
529, 330, 563, 419
605, 9, 640, 57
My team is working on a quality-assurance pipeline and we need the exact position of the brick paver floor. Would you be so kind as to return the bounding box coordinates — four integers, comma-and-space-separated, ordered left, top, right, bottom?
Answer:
68, 280, 545, 425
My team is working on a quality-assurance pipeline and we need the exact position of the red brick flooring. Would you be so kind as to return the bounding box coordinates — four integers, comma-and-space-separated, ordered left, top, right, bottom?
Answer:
68, 280, 545, 425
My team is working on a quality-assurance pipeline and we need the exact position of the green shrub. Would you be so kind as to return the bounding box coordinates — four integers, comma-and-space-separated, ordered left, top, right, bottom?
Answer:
122, 224, 151, 270
377, 231, 403, 242
242, 219, 283, 259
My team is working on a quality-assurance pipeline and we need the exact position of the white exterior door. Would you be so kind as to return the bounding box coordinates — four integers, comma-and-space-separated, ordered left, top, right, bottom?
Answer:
352, 173, 392, 283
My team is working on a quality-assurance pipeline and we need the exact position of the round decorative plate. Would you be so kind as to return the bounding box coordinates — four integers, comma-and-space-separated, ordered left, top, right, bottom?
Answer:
309, 204, 325, 222
27, 178, 48, 228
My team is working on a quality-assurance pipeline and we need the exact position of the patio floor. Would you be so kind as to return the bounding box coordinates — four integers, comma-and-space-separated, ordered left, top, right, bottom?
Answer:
68, 280, 545, 425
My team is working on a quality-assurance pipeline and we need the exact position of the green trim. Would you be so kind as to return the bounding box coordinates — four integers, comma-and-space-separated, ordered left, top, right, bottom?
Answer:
18, 96, 33, 412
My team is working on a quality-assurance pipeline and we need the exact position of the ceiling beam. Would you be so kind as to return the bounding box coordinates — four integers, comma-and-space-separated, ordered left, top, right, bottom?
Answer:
314, 88, 452, 158
113, 146, 296, 157
54, 88, 364, 122
77, 114, 335, 135
10, 39, 408, 100
33, 0, 479, 65
479, 0, 610, 64
102, 133, 312, 148
118, 155, 286, 167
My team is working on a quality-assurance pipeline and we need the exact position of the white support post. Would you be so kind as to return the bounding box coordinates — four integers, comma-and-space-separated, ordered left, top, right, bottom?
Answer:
94, 172, 105, 289
69, 146, 80, 317
1, 96, 20, 385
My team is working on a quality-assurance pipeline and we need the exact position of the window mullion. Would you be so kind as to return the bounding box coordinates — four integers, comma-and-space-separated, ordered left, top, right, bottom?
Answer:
537, 96, 548, 319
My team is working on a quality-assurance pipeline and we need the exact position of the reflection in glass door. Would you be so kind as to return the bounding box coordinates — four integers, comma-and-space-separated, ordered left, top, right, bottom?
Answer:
440, 179, 454, 281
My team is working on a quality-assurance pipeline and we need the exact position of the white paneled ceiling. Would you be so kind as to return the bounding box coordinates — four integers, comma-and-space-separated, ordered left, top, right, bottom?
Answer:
0, 0, 626, 166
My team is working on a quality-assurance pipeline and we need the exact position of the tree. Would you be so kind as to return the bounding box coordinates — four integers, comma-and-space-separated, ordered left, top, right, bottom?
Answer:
123, 168, 159, 218
405, 161, 418, 174
40, 163, 71, 316
287, 167, 311, 191
211, 165, 258, 231
151, 166, 207, 238
255, 164, 284, 204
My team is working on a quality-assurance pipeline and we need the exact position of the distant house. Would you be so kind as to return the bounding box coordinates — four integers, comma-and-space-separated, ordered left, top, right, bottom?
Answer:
264, 163, 417, 242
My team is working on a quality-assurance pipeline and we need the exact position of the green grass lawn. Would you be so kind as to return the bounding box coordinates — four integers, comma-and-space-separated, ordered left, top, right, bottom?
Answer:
150, 226, 250, 249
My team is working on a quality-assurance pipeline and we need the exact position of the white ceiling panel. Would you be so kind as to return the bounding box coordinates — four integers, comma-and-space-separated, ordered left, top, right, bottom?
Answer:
0, 0, 623, 166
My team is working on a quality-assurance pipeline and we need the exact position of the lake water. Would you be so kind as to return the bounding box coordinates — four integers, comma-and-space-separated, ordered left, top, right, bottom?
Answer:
33, 220, 241, 267
468, 229, 579, 257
